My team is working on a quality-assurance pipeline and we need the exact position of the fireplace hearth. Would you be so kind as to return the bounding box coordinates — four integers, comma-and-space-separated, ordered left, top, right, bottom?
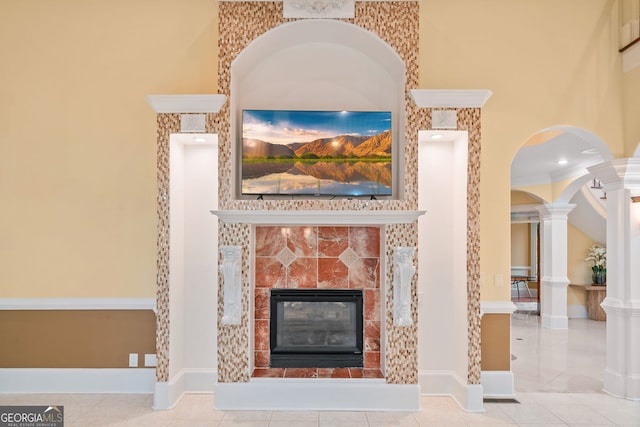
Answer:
270, 289, 364, 368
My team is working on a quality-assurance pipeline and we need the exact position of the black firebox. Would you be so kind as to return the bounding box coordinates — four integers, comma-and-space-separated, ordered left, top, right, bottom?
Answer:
269, 289, 364, 368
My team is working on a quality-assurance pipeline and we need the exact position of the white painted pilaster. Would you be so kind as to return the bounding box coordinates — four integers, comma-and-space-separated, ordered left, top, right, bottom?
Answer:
589, 158, 640, 401
536, 204, 576, 329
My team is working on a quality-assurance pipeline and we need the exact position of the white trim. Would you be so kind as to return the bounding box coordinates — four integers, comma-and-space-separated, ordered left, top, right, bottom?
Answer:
153, 369, 217, 410
214, 379, 420, 411
0, 298, 156, 311
567, 304, 588, 319
480, 371, 516, 399
541, 313, 569, 329
145, 94, 227, 113
480, 301, 517, 317
210, 210, 425, 225
418, 370, 484, 412
0, 368, 155, 394
410, 89, 493, 108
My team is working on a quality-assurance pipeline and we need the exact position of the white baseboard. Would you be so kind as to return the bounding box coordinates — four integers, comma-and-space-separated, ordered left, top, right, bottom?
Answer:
418, 370, 484, 412
153, 368, 216, 410
480, 371, 516, 399
0, 368, 155, 393
567, 304, 588, 319
214, 379, 420, 411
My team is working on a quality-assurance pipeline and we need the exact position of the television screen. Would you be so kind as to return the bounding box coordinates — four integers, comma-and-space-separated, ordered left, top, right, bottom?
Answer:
241, 110, 392, 197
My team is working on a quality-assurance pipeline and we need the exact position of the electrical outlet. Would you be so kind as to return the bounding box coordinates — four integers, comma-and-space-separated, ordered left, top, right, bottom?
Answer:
128, 353, 138, 367
144, 354, 157, 367
494, 274, 504, 288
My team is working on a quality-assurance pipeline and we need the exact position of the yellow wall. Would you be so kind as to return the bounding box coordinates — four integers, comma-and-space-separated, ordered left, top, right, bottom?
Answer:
510, 223, 530, 267
0, 0, 217, 297
421, 0, 625, 300
623, 65, 640, 156
0, 1, 628, 299
567, 223, 597, 306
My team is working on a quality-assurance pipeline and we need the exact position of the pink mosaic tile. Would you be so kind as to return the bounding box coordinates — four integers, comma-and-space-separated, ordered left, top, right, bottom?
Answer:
255, 350, 269, 368
364, 289, 380, 321
252, 368, 284, 378
255, 257, 286, 288
255, 226, 287, 256
349, 257, 380, 289
318, 226, 349, 257
317, 368, 351, 378
287, 257, 317, 288
364, 351, 381, 369
255, 319, 269, 351
286, 226, 317, 257
253, 225, 381, 373
284, 368, 317, 378
254, 288, 270, 320
317, 258, 349, 288
365, 320, 381, 351
349, 227, 380, 258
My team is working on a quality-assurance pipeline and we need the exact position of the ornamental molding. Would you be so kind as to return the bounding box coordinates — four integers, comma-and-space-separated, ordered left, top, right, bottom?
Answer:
210, 210, 425, 225
283, 0, 354, 18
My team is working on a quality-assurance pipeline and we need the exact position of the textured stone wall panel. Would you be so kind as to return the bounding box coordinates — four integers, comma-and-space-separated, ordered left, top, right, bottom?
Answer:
154, 1, 482, 386
155, 113, 180, 382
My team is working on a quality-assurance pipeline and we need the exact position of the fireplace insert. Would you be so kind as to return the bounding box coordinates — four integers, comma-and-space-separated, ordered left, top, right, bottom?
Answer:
270, 289, 363, 368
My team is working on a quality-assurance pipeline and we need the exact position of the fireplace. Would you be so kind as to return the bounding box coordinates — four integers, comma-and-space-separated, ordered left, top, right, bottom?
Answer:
270, 289, 364, 368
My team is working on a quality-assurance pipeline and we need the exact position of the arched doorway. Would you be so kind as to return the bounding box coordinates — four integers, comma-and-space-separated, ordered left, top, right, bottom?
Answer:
509, 126, 612, 393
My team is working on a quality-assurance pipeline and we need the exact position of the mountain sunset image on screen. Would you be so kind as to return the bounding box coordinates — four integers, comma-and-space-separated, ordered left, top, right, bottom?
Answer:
241, 110, 392, 197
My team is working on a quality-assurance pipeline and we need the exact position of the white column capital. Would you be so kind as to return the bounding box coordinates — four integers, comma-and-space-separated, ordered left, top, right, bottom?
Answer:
588, 158, 640, 191
535, 203, 576, 219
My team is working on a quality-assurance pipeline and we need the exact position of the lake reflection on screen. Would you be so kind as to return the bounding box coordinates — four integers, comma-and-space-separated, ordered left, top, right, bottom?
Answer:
241, 161, 392, 196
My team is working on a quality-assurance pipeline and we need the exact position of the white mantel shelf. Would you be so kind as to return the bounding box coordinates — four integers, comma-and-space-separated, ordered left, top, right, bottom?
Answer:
210, 210, 426, 225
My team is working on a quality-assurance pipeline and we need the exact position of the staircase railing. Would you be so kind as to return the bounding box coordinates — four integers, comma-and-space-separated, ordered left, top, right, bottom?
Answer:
620, 0, 640, 52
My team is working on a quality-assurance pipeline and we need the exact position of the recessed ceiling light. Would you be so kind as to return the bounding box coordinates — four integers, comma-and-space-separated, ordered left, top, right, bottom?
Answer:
556, 159, 568, 165
193, 137, 207, 143
581, 148, 598, 155
431, 134, 443, 140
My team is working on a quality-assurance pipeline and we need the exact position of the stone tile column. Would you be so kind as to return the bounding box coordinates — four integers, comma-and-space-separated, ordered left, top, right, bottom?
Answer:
536, 204, 576, 329
589, 159, 640, 400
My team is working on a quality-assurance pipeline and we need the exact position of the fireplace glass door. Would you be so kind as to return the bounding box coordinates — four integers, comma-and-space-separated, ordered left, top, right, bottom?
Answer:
270, 289, 363, 368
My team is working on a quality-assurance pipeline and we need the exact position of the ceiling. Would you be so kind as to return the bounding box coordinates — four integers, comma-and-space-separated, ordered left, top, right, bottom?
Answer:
510, 130, 607, 188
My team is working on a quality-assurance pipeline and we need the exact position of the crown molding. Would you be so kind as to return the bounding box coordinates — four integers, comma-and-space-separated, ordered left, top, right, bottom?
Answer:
410, 89, 493, 108
145, 94, 227, 113
210, 210, 426, 225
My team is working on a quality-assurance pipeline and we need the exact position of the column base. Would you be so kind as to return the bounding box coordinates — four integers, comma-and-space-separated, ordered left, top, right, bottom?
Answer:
541, 313, 568, 329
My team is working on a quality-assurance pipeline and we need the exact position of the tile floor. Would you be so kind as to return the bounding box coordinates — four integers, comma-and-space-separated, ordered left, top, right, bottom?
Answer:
1, 315, 638, 426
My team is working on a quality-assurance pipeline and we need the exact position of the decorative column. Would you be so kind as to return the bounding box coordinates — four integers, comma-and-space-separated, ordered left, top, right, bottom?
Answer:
536, 203, 576, 329
589, 159, 640, 400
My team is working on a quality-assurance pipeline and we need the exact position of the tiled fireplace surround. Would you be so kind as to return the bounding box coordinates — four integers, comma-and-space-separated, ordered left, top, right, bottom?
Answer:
150, 0, 486, 414
253, 225, 383, 379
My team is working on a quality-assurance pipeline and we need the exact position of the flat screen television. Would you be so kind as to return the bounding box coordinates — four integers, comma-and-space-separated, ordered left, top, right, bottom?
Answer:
241, 109, 392, 198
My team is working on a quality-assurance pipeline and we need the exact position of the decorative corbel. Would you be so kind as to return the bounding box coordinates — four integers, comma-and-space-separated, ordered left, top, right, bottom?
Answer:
393, 246, 416, 326
220, 246, 242, 325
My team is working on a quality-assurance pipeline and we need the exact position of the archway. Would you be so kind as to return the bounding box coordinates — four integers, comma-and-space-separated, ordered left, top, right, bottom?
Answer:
509, 125, 611, 393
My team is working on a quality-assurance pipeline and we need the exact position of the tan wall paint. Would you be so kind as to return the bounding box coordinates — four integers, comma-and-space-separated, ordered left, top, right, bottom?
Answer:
0, 310, 156, 368
511, 190, 542, 205
511, 223, 530, 267
421, 0, 625, 301
623, 65, 640, 156
481, 313, 511, 371
567, 223, 597, 306
0, 0, 626, 306
0, 0, 218, 298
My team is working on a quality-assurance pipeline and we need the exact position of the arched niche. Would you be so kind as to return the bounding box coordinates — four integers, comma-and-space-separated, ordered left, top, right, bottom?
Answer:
229, 19, 406, 199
